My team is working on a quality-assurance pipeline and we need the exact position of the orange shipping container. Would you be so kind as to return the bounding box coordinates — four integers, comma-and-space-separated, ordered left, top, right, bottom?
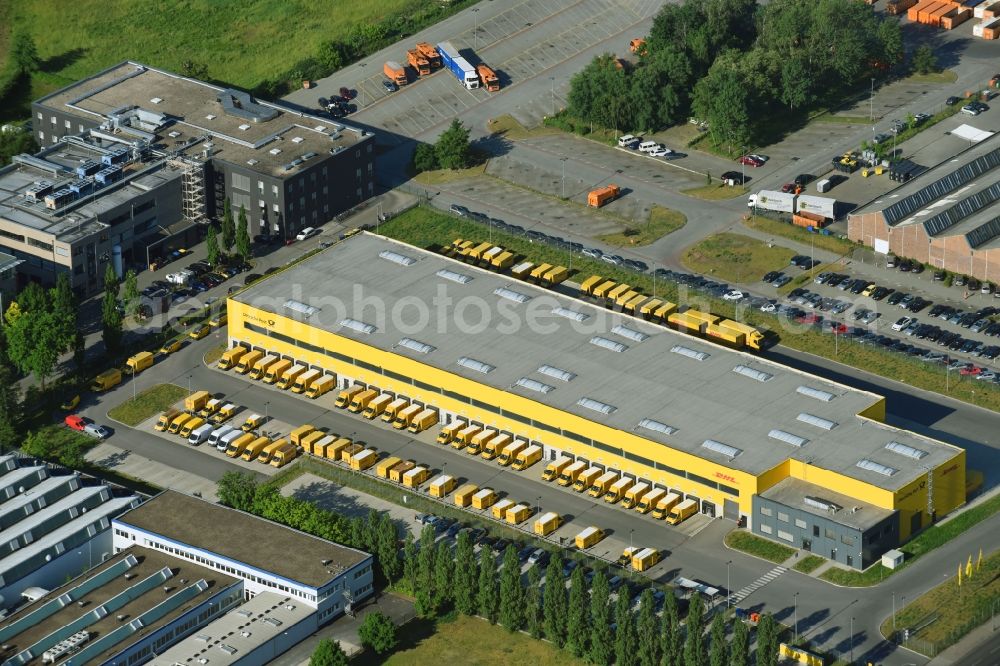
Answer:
588, 184, 621, 207
928, 4, 954, 26
918, 2, 946, 23
888, 0, 917, 15
941, 8, 970, 29
909, 0, 936, 20
792, 210, 827, 229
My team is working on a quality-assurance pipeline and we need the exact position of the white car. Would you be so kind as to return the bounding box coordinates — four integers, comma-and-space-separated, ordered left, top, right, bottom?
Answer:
650, 147, 673, 157
759, 302, 777, 313
723, 290, 744, 301
582, 248, 603, 258
166, 270, 192, 285
750, 153, 769, 163
891, 316, 913, 332
617, 134, 637, 147
296, 227, 320, 241
83, 423, 111, 440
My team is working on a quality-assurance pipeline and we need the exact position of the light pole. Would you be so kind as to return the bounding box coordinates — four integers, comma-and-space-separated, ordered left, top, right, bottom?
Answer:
187, 374, 192, 393
850, 616, 855, 664
472, 8, 480, 50
264, 401, 270, 422
793, 592, 799, 642
870, 78, 875, 121
629, 528, 634, 551
561, 157, 567, 198
892, 591, 896, 632
550, 77, 555, 116
726, 560, 732, 608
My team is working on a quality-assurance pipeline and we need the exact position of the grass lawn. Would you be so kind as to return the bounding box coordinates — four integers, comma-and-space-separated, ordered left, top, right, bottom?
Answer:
793, 555, 826, 574
487, 114, 558, 141
413, 162, 488, 186
681, 184, 749, 200
812, 115, 871, 124
743, 215, 856, 256
361, 614, 583, 666
906, 70, 958, 84
725, 530, 795, 564
203, 343, 226, 365
107, 383, 188, 427
599, 206, 686, 247
879, 550, 999, 655
682, 232, 795, 283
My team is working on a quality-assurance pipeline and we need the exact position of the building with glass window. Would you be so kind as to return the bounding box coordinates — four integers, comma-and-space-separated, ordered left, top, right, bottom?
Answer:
226, 232, 968, 569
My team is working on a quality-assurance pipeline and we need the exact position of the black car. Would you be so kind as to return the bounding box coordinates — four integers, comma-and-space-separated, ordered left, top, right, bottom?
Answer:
253, 233, 279, 245
449, 204, 469, 217
382, 79, 398, 92
946, 96, 961, 106
794, 173, 814, 187
720, 170, 749, 185
762, 271, 780, 283
886, 292, 906, 305
492, 538, 511, 554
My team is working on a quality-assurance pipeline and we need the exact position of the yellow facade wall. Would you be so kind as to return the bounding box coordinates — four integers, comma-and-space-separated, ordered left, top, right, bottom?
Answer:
892, 448, 966, 540
857, 397, 886, 423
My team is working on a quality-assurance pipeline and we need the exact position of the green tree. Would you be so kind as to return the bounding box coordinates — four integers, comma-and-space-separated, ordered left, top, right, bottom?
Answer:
588, 569, 613, 665
525, 564, 543, 639
309, 638, 348, 666
221, 198, 235, 253
876, 16, 904, 68
729, 616, 749, 666
566, 565, 589, 657
376, 513, 401, 584
72, 330, 86, 379
499, 544, 524, 631
236, 205, 251, 263
412, 143, 438, 173
684, 592, 706, 666
432, 540, 453, 611
0, 126, 40, 168
709, 610, 728, 666
402, 533, 418, 589
101, 264, 123, 353
912, 44, 939, 75
10, 30, 40, 77
50, 273, 77, 351
216, 471, 259, 511
692, 55, 753, 154
567, 54, 633, 131
414, 525, 437, 617
543, 552, 568, 647
477, 549, 499, 623
206, 224, 221, 266
637, 589, 661, 666
5, 285, 61, 388
454, 531, 478, 615
661, 590, 681, 666
614, 585, 637, 666
358, 611, 397, 655
779, 55, 812, 110
122, 270, 139, 321
434, 119, 472, 170
0, 363, 21, 452
756, 613, 777, 666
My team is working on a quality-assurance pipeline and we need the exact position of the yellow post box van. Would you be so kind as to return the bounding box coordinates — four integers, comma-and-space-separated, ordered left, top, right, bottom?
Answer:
491, 498, 515, 521
589, 471, 619, 498
292, 368, 321, 393
217, 345, 247, 371
226, 432, 255, 458
376, 456, 402, 479
637, 488, 667, 515
631, 547, 661, 572
529, 263, 553, 282
592, 280, 617, 299
483, 433, 514, 461
437, 421, 464, 445
277, 364, 306, 390
472, 488, 498, 510
364, 394, 392, 420
581, 274, 604, 295
307, 375, 335, 399
240, 413, 265, 432
574, 526, 606, 549
467, 428, 496, 454
263, 358, 292, 384
454, 483, 479, 508
198, 398, 223, 419
350, 449, 378, 471
381, 398, 409, 422
185, 390, 210, 412
290, 424, 316, 448
250, 354, 278, 380
505, 504, 532, 525
324, 437, 353, 461
558, 461, 587, 487
311, 434, 336, 458
497, 439, 527, 466
573, 466, 602, 493
300, 430, 326, 455
126, 351, 154, 374
511, 261, 534, 280
241, 436, 272, 462
512, 444, 543, 471
179, 416, 206, 439
605, 477, 634, 504
408, 409, 439, 433
340, 443, 364, 463
393, 404, 422, 430
271, 443, 300, 468
389, 461, 416, 483
622, 482, 650, 510
168, 412, 194, 435
429, 474, 456, 498
666, 499, 698, 525
335, 385, 364, 409
348, 389, 378, 413
210, 403, 237, 424
258, 439, 289, 464
155, 408, 182, 432
652, 492, 682, 520
617, 547, 639, 567
533, 512, 562, 536
235, 349, 262, 374
542, 456, 572, 482
402, 466, 429, 489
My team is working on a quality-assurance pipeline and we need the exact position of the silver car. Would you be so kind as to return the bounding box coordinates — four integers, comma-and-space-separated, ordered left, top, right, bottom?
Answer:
83, 423, 111, 440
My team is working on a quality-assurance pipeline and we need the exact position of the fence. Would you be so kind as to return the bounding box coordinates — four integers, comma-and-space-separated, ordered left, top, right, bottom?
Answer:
897, 605, 997, 657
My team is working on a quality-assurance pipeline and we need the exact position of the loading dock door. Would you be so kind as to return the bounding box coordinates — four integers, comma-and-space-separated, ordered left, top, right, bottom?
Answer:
723, 499, 739, 521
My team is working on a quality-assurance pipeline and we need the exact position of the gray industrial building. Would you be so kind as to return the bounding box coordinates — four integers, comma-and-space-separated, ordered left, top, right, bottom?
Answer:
0, 454, 141, 611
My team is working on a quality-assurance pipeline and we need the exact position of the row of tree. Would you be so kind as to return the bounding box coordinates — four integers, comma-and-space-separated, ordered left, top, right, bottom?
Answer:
566, 0, 904, 151
206, 199, 252, 267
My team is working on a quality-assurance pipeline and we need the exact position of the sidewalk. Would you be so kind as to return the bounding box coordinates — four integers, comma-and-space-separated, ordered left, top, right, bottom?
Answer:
929, 620, 998, 665
85, 442, 219, 499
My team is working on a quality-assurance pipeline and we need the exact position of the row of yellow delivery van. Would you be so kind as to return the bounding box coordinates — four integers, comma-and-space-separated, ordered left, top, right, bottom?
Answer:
541, 457, 699, 525
578, 274, 766, 352
435, 422, 542, 470
374, 456, 431, 489
617, 546, 662, 572
452, 484, 536, 526
287, 424, 383, 471
333, 384, 440, 433
440, 238, 570, 287
217, 345, 336, 399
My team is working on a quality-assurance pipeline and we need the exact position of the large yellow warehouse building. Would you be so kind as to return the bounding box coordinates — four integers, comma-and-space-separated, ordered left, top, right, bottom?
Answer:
227, 232, 967, 569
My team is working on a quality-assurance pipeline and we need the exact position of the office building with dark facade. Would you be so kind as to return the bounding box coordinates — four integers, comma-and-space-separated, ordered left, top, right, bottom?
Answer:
1, 61, 373, 295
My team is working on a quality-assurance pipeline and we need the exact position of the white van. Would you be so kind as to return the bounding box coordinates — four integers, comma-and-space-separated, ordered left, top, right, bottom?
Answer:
188, 423, 214, 446
638, 141, 659, 153
218, 429, 244, 452
296, 227, 320, 241
207, 425, 236, 449
617, 134, 636, 147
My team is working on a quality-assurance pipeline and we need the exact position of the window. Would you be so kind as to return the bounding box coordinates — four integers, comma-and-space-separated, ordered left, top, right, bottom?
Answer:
760, 507, 773, 517
38, 131, 44, 141
50, 116, 56, 125
813, 525, 820, 537
795, 518, 807, 529
777, 512, 789, 523
258, 180, 264, 193
719, 484, 739, 497
760, 523, 773, 534
64, 120, 71, 129
841, 534, 856, 547
825, 528, 836, 539
777, 530, 794, 542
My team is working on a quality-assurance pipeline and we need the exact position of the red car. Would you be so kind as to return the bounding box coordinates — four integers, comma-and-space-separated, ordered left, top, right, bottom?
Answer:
738, 155, 764, 167
795, 313, 822, 325
65, 415, 87, 431
780, 182, 802, 194
959, 365, 982, 376
339, 86, 356, 100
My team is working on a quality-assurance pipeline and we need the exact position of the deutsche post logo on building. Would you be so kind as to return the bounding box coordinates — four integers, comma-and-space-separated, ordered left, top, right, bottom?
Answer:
243, 312, 276, 326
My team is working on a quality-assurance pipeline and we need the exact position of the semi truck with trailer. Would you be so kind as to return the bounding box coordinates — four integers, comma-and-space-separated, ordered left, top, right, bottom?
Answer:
437, 41, 480, 89
748, 191, 836, 220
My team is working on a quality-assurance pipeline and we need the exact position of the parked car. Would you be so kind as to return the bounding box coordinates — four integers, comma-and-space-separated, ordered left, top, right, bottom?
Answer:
720, 171, 749, 184
296, 227, 320, 241
737, 155, 764, 167
83, 423, 112, 440
382, 79, 398, 92
449, 204, 469, 217
962, 102, 988, 116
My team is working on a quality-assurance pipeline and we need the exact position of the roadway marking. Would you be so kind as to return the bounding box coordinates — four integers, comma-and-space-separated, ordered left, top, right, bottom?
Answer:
728, 565, 787, 605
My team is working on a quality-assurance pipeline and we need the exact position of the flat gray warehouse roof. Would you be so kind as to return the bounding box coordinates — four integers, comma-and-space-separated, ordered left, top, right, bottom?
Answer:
114, 491, 368, 586
760, 477, 895, 532
233, 233, 964, 490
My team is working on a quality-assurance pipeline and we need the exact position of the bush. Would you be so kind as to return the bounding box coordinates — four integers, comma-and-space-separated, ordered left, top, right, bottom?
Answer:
21, 425, 96, 469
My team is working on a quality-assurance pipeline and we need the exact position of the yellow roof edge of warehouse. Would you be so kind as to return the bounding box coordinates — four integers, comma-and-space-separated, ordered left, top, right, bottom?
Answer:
225, 231, 966, 518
